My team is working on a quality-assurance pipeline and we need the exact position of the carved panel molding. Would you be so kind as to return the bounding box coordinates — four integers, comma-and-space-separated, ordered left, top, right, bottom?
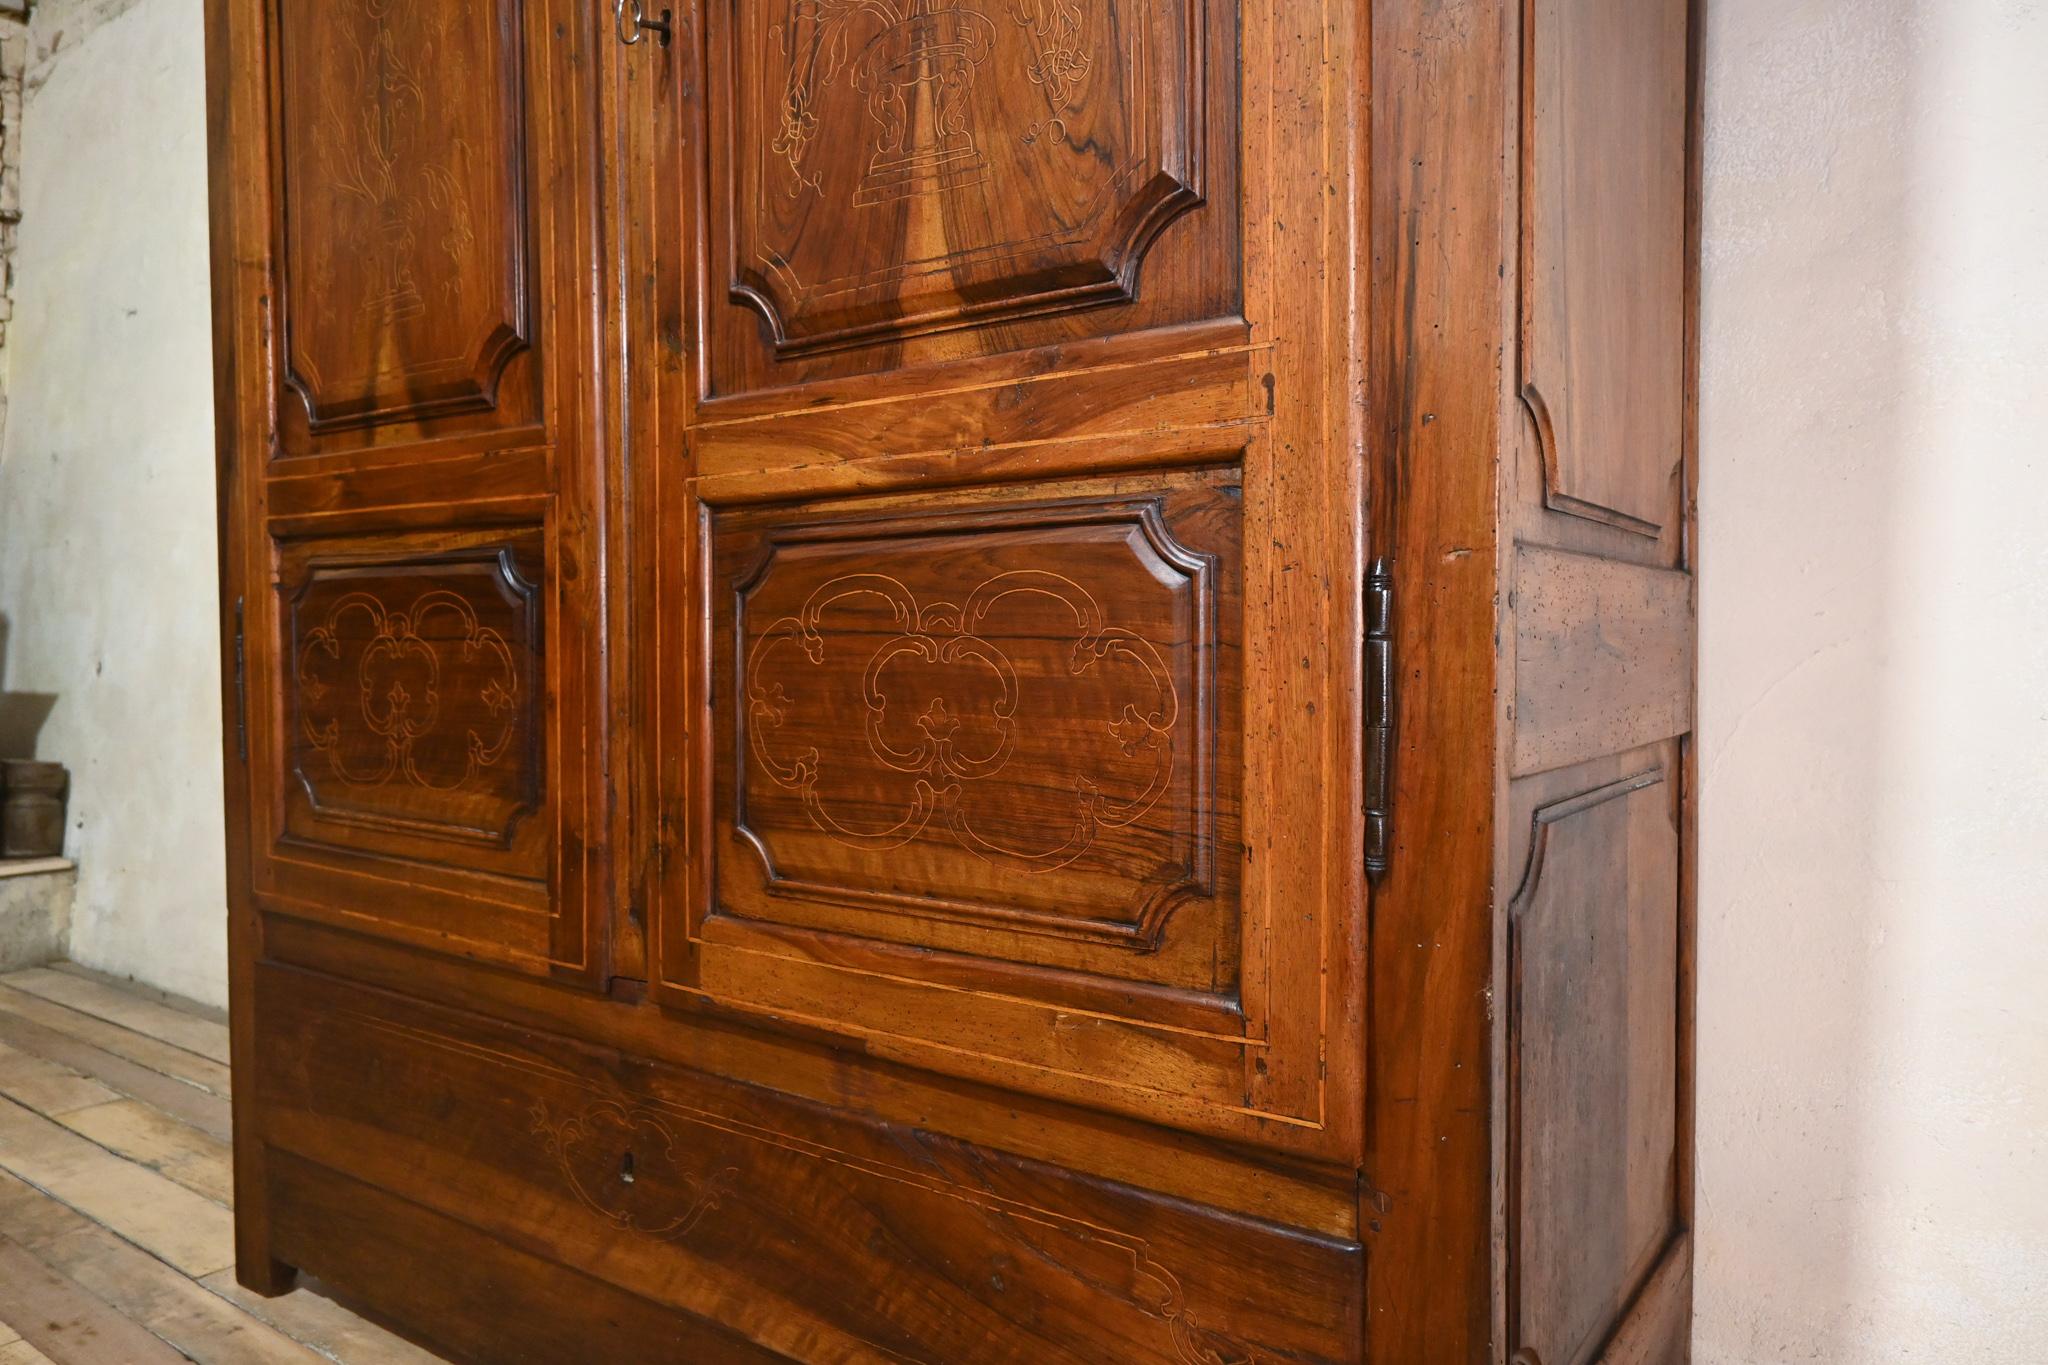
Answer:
720, 492, 1225, 950
287, 544, 542, 849
276, 0, 533, 432
721, 0, 1206, 353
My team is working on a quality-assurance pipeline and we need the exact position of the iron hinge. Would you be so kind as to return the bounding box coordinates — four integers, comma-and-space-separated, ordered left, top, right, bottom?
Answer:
1364, 559, 1394, 882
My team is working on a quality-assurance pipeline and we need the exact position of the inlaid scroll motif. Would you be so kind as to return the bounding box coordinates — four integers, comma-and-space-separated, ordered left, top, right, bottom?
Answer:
531, 1101, 739, 1242
746, 571, 1178, 871
296, 589, 520, 793
976, 1200, 1268, 1364
320, 0, 484, 321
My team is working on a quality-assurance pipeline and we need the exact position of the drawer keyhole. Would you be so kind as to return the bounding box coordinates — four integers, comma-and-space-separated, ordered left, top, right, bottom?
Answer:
620, 1151, 637, 1185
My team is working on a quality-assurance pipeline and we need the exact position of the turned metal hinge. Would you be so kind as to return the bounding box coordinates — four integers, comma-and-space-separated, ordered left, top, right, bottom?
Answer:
233, 596, 249, 763
1363, 559, 1395, 882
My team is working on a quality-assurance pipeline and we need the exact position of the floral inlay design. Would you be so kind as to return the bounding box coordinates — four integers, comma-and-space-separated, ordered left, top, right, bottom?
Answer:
1008, 0, 1093, 106
296, 589, 521, 793
320, 0, 483, 320
745, 570, 1179, 872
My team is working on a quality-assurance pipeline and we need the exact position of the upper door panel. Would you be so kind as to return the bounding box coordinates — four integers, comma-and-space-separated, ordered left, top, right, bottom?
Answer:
271, 0, 544, 458
695, 0, 1240, 402
723, 0, 1203, 353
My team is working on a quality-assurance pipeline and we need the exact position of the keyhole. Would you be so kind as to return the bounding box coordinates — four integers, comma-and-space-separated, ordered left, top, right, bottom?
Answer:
619, 1151, 636, 1185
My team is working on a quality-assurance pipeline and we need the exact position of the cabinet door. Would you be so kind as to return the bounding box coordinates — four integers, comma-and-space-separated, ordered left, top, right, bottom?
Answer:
212, 0, 609, 984
636, 0, 1370, 1156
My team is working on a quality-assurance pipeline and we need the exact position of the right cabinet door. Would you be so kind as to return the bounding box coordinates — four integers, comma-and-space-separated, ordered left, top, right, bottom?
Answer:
642, 0, 1369, 1159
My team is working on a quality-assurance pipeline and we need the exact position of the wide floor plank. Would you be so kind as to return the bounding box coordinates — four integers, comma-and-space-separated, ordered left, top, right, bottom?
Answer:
0, 980, 231, 1095
0, 998, 232, 1141
0, 969, 231, 1067
0, 1170, 326, 1365
0, 1045, 119, 1119
0, 1096, 235, 1277
0, 1235, 188, 1365
202, 1273, 450, 1365
58, 1098, 234, 1207
47, 964, 227, 1027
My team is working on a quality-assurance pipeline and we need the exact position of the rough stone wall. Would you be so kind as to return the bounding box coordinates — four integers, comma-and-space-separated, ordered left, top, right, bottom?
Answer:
0, 2, 25, 434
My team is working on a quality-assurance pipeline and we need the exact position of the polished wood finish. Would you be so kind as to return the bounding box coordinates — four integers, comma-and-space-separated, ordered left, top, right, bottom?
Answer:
716, 0, 1208, 355
208, 0, 1703, 1358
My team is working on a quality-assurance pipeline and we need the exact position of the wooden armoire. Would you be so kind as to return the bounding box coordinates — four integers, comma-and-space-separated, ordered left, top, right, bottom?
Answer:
205, 0, 1700, 1359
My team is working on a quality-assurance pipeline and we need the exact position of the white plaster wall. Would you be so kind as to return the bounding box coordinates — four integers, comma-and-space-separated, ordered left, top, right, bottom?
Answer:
0, 0, 225, 1007
1695, 0, 2047, 1358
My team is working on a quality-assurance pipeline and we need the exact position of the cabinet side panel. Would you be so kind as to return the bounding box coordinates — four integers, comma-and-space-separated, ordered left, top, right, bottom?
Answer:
1502, 0, 1700, 1358
1519, 0, 1689, 536
1508, 770, 1681, 1365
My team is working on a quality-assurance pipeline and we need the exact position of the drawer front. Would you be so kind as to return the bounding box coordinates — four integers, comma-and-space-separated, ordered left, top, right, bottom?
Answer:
254, 963, 1362, 1363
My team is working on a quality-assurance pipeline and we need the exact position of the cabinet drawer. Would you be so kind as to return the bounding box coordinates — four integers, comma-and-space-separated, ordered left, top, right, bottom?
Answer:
254, 963, 1363, 1363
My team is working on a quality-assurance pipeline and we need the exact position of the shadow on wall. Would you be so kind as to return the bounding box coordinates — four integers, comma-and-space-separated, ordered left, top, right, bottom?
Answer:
1697, 0, 1927, 1359
0, 614, 59, 758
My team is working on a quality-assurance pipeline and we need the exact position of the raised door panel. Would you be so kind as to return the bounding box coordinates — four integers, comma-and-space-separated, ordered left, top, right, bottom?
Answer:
273, 0, 540, 453
651, 2, 1365, 1155
678, 474, 1259, 1123
1520, 0, 1689, 535
257, 523, 564, 972
1509, 769, 1683, 1365
281, 532, 545, 870
694, 0, 1239, 400
715, 484, 1237, 978
724, 0, 1202, 354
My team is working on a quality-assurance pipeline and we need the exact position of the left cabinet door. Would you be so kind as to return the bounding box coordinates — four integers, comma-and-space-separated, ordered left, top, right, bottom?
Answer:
210, 0, 611, 984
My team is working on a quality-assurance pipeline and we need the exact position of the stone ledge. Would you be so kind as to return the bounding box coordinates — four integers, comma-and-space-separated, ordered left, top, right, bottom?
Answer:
0, 856, 73, 880
0, 856, 73, 970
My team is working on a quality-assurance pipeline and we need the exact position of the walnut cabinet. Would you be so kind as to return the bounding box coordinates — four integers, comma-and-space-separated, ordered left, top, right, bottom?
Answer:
206, 0, 1701, 1360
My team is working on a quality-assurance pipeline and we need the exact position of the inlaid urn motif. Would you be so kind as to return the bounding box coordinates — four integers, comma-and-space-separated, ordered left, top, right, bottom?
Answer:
854, 3, 997, 203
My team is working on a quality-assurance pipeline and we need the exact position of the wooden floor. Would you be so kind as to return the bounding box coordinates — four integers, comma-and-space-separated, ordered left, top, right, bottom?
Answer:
0, 963, 445, 1364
